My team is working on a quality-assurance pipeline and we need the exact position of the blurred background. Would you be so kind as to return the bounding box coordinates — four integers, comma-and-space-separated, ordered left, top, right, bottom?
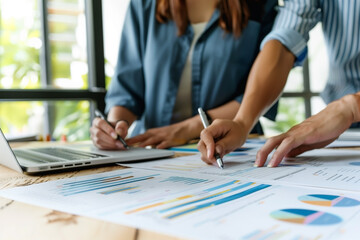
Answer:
0, 0, 328, 141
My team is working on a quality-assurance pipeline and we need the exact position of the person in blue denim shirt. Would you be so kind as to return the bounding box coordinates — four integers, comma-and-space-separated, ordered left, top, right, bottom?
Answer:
91, 0, 278, 150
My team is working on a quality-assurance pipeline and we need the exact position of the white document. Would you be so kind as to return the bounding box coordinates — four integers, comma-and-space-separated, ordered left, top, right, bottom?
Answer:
169, 139, 263, 155
120, 153, 308, 182
326, 140, 360, 148
337, 129, 360, 141
121, 149, 360, 191
1, 168, 360, 240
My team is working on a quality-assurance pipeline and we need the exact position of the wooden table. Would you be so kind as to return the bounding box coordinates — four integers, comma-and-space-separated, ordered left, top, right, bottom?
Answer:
0, 142, 185, 240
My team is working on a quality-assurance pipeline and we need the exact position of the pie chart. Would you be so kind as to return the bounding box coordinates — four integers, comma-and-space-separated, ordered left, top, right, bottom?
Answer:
270, 208, 342, 225
299, 194, 360, 207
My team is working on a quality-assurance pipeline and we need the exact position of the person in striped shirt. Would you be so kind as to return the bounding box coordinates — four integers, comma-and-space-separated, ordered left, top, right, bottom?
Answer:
198, 0, 360, 167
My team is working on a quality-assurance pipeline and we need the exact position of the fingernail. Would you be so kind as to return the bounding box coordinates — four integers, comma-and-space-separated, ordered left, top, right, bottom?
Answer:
207, 149, 212, 159
111, 132, 118, 139
253, 163, 258, 167
267, 163, 273, 168
215, 145, 222, 155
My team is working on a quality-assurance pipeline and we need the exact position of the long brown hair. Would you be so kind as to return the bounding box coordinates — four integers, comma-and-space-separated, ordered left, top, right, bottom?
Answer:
156, 0, 262, 37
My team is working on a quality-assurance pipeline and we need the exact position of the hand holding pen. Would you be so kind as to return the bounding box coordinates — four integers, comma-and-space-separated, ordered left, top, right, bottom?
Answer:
198, 108, 224, 169
91, 110, 130, 149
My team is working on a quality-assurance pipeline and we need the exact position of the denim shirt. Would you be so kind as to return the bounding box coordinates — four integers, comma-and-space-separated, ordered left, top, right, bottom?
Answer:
106, 0, 278, 136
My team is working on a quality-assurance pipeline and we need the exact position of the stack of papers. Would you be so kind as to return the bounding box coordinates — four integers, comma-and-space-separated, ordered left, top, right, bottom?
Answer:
1, 143, 360, 240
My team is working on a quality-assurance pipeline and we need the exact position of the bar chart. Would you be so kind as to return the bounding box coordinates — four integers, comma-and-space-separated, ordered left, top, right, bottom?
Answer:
2, 168, 360, 240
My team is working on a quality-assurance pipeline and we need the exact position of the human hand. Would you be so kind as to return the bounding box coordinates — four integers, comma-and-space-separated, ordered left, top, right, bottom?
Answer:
197, 119, 248, 165
126, 120, 201, 149
255, 94, 360, 167
90, 118, 129, 150
255, 124, 338, 168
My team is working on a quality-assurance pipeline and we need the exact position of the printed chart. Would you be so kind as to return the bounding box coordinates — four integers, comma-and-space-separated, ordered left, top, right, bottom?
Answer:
2, 168, 360, 240
121, 149, 360, 191
120, 154, 307, 182
270, 208, 342, 225
299, 194, 360, 207
169, 139, 264, 154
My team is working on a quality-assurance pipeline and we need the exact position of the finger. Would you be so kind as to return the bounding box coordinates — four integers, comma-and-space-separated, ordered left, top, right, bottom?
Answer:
138, 135, 162, 148
200, 129, 216, 163
203, 122, 245, 157
126, 133, 149, 145
212, 139, 231, 158
255, 135, 284, 167
115, 120, 129, 139
90, 126, 121, 150
91, 134, 119, 150
286, 137, 338, 157
286, 145, 314, 158
170, 138, 188, 146
156, 141, 172, 149
198, 140, 213, 165
90, 126, 113, 148
267, 136, 301, 167
93, 117, 118, 140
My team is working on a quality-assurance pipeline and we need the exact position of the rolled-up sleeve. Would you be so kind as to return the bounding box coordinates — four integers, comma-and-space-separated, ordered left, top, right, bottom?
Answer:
105, 0, 145, 117
260, 0, 321, 66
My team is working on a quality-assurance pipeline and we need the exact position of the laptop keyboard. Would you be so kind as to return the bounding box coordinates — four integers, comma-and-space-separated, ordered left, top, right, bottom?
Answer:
35, 148, 106, 160
13, 147, 107, 163
13, 150, 60, 163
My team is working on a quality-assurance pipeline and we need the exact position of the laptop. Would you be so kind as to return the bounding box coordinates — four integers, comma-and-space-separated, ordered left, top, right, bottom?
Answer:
0, 129, 174, 174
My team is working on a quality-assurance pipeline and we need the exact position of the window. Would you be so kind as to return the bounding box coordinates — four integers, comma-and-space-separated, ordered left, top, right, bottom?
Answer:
0, 0, 106, 141
102, 0, 129, 79
1, 0, 329, 140
47, 0, 88, 89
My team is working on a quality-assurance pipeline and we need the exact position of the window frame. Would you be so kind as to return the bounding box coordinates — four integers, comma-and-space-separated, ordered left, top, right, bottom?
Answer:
0, 0, 324, 137
282, 59, 320, 119
0, 0, 106, 135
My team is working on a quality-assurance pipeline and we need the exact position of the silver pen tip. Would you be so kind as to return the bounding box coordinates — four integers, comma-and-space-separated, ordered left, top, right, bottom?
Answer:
216, 158, 224, 169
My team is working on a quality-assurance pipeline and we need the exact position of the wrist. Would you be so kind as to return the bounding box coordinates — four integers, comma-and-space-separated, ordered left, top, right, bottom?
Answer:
182, 115, 205, 140
341, 94, 360, 123
233, 118, 253, 136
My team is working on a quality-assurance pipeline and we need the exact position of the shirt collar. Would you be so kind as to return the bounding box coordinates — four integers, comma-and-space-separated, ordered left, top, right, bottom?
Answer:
206, 8, 220, 31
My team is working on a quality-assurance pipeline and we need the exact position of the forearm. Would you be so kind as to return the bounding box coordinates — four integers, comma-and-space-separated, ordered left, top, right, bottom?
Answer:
207, 100, 240, 120
179, 100, 241, 141
107, 106, 137, 126
234, 40, 295, 133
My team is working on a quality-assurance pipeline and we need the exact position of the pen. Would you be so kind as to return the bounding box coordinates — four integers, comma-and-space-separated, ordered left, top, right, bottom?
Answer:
94, 109, 130, 149
198, 107, 224, 169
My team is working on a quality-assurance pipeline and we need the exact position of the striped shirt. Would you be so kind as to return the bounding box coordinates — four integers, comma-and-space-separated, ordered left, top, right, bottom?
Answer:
261, 0, 360, 104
